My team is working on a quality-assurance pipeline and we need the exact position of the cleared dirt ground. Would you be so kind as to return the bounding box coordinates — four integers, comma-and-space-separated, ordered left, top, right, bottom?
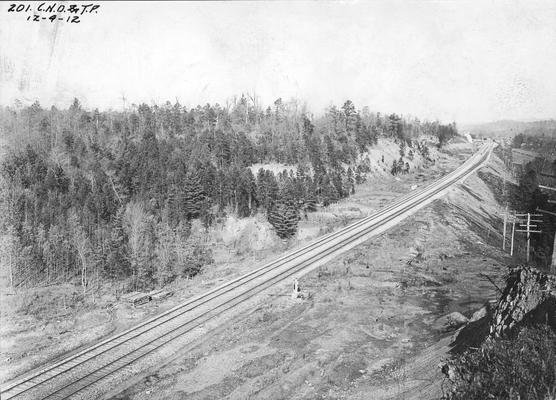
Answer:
107, 144, 514, 400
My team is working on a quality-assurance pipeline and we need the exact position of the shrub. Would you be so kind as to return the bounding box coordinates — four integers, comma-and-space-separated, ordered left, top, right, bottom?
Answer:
443, 325, 556, 400
181, 242, 213, 278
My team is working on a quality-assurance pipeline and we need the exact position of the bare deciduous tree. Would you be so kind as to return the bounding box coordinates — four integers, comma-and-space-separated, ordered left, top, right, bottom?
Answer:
68, 211, 91, 296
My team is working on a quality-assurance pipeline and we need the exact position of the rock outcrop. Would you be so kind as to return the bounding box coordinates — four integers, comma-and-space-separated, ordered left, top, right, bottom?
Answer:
442, 266, 556, 394
490, 266, 556, 338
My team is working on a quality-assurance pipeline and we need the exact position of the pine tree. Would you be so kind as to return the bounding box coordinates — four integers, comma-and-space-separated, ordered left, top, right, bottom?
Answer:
342, 100, 357, 135
268, 200, 298, 240
106, 208, 130, 279
331, 171, 345, 198
155, 222, 177, 285
303, 179, 318, 217
391, 160, 399, 175
182, 170, 204, 220
398, 157, 405, 174
256, 168, 268, 209
324, 135, 338, 169
257, 170, 279, 210
355, 165, 366, 184
346, 167, 355, 194
238, 167, 257, 216
319, 174, 339, 206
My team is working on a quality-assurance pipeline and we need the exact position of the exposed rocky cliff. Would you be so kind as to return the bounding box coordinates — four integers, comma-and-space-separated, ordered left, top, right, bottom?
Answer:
490, 266, 556, 337
442, 266, 556, 396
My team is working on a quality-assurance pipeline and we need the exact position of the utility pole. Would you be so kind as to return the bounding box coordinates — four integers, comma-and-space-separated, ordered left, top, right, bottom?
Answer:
510, 217, 516, 256
515, 213, 543, 264
526, 214, 532, 262
502, 206, 508, 250
552, 233, 556, 275
502, 208, 518, 255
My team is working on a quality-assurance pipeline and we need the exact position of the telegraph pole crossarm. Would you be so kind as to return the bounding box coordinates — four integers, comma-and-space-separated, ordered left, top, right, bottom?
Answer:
537, 208, 556, 217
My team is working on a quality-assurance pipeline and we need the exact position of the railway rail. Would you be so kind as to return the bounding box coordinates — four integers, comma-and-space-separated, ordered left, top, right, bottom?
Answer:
0, 143, 493, 400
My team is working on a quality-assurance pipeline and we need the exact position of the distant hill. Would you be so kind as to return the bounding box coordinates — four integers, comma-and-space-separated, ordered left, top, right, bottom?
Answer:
460, 120, 556, 139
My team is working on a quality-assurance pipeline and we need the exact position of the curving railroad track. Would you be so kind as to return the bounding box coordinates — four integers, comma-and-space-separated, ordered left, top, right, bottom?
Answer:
0, 143, 493, 400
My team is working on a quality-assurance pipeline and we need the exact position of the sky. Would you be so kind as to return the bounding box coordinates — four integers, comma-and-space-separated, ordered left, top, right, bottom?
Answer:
1, 0, 555, 123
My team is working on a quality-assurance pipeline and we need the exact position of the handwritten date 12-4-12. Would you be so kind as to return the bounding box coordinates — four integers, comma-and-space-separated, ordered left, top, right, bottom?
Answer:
7, 3, 100, 23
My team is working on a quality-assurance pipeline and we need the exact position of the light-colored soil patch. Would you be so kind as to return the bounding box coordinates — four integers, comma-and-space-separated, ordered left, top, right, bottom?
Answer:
173, 344, 274, 395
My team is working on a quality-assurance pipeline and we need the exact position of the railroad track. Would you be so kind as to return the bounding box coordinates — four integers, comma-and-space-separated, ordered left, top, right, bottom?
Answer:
0, 143, 493, 400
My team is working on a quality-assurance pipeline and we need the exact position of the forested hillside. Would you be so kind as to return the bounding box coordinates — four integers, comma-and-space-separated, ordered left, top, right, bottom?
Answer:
462, 120, 556, 140
0, 96, 457, 292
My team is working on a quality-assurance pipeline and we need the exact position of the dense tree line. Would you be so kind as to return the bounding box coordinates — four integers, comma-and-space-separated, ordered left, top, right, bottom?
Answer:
0, 96, 455, 291
517, 159, 556, 268
498, 134, 556, 269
